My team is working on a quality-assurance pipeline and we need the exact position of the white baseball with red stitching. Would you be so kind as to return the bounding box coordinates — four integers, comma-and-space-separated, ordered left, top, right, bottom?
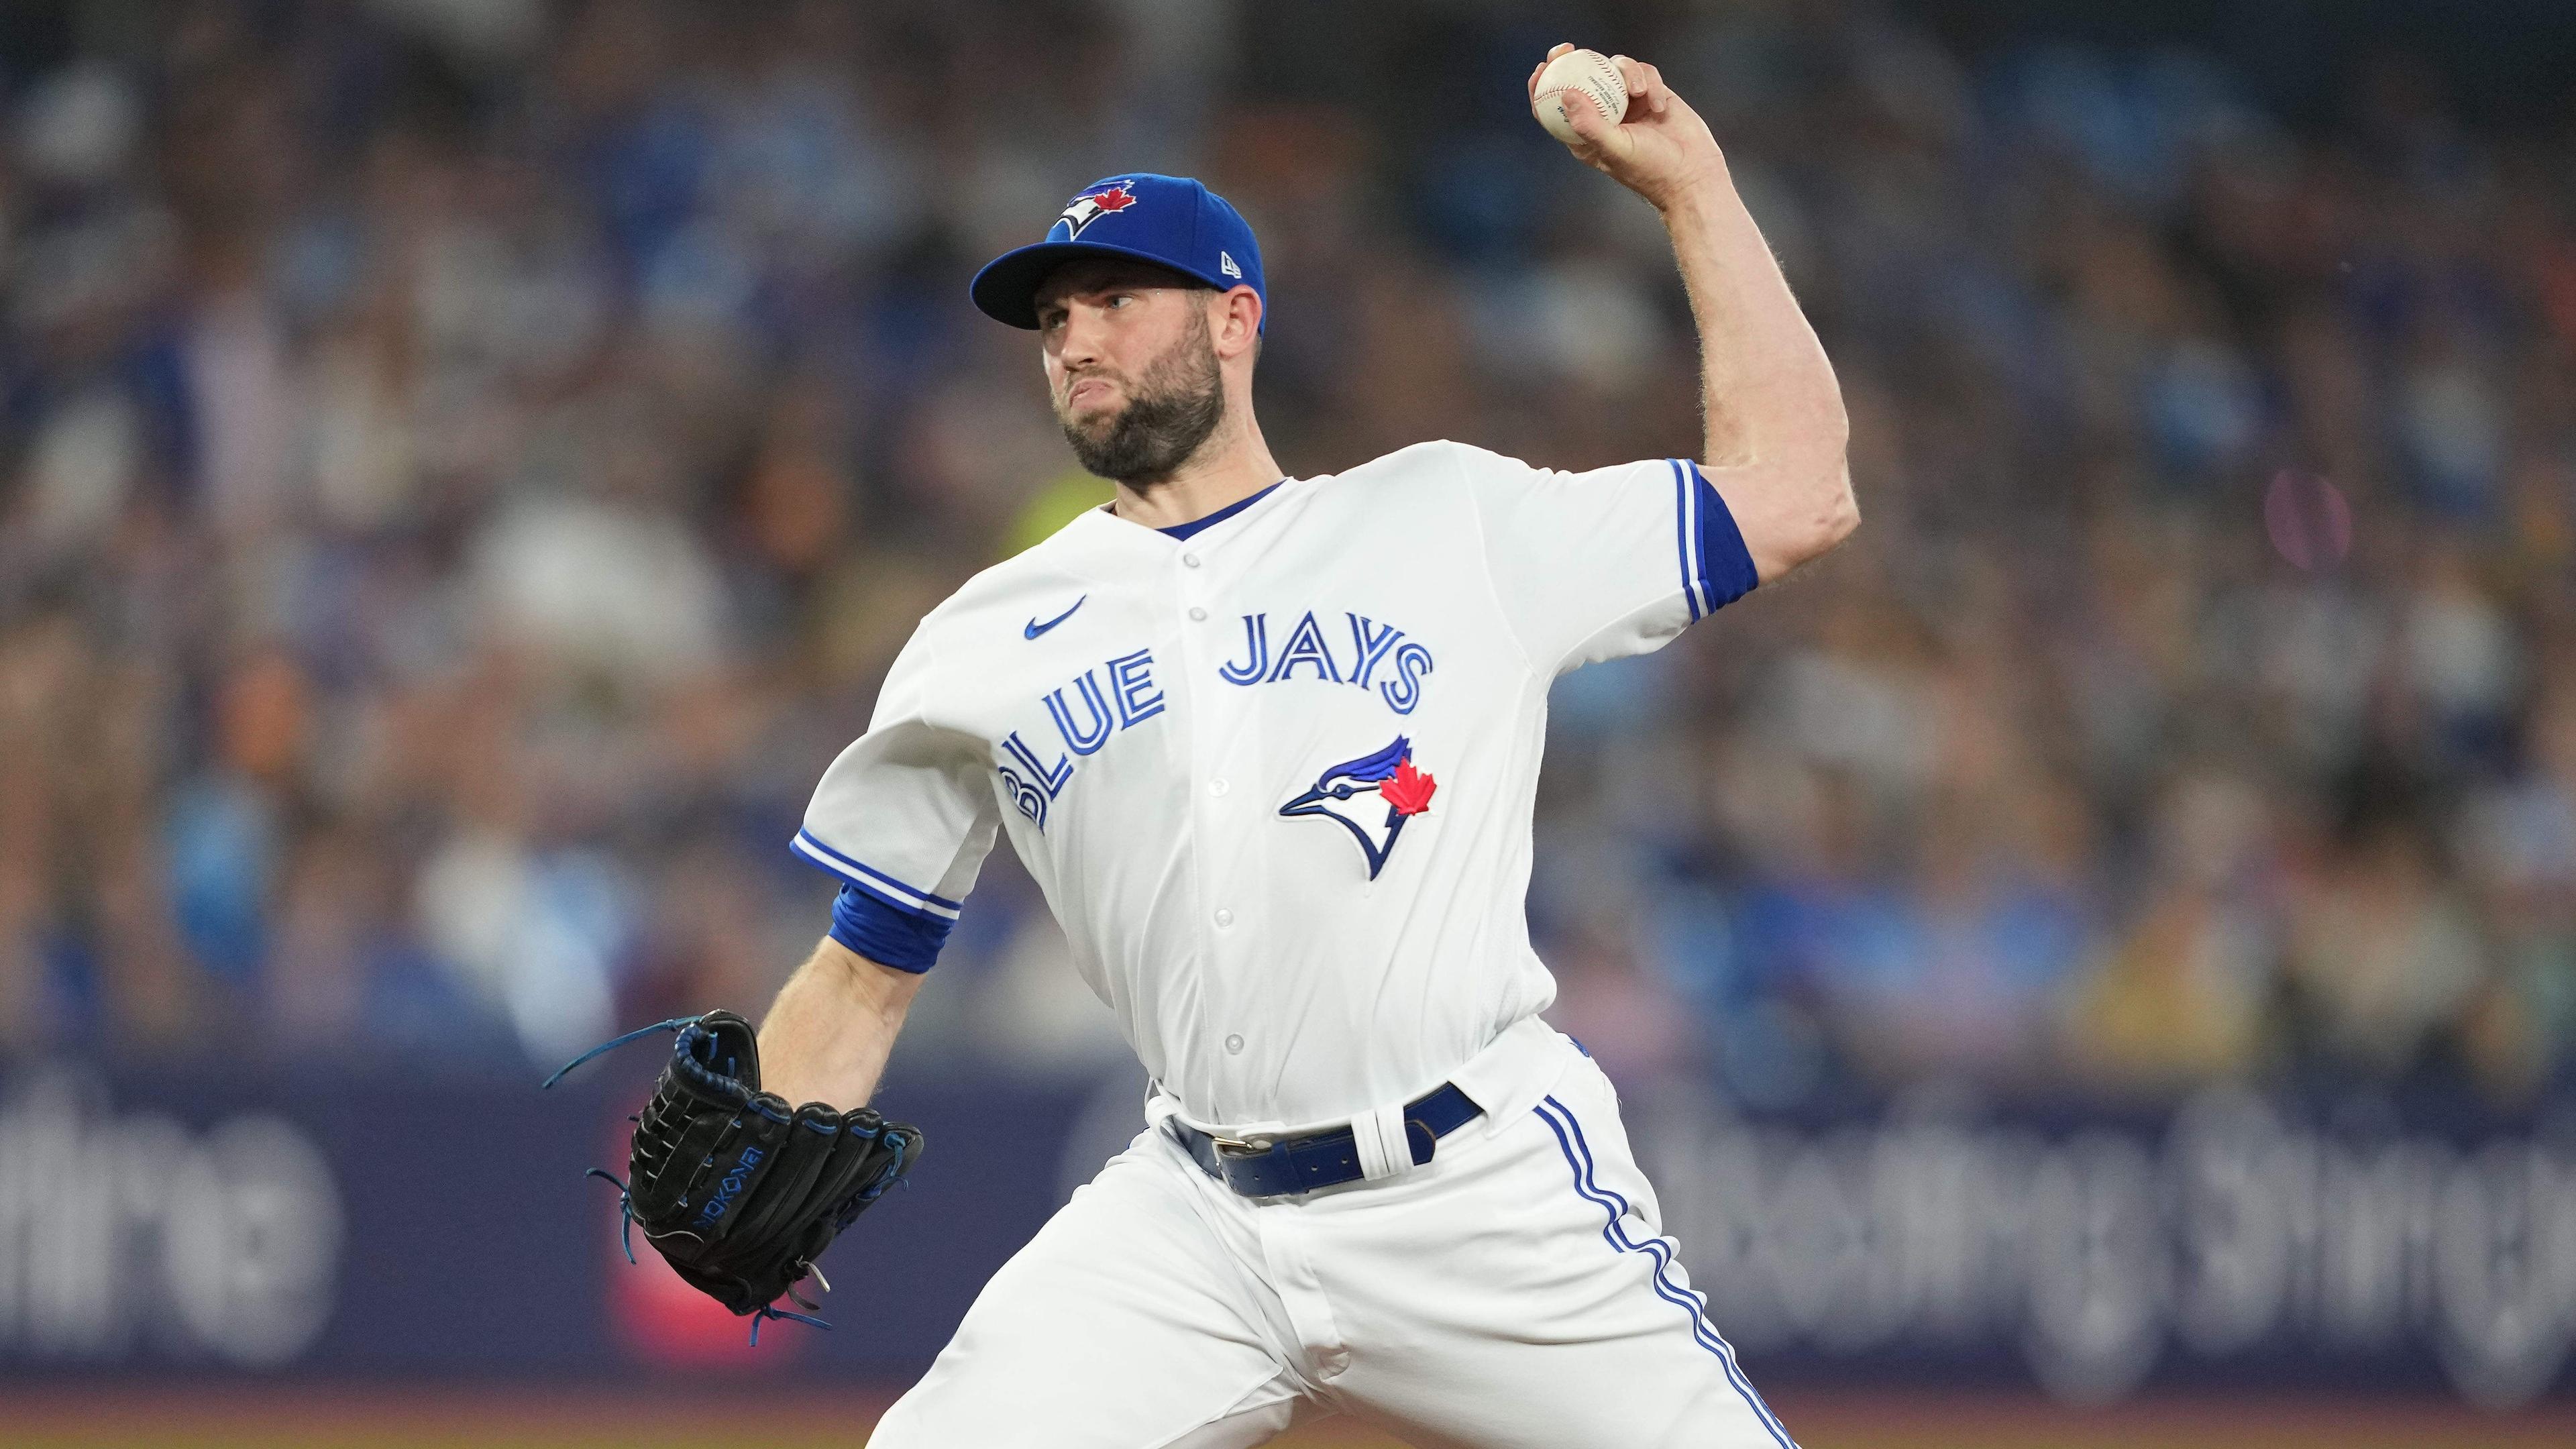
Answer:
1534, 48, 1627, 144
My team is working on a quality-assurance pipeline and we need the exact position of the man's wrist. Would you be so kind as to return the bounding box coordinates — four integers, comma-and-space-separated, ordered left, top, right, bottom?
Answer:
1650, 161, 1734, 219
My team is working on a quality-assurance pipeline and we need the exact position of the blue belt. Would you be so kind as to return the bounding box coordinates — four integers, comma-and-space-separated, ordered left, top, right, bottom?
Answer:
1166, 1083, 1484, 1197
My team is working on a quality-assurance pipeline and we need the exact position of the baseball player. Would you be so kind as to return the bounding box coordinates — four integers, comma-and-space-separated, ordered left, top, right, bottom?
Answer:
769, 48, 1853, 1448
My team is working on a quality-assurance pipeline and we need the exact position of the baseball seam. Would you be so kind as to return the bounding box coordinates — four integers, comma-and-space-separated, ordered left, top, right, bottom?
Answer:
1541, 56, 1625, 127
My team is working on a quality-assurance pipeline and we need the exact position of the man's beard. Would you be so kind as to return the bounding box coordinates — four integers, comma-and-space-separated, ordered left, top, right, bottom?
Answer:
1055, 318, 1226, 486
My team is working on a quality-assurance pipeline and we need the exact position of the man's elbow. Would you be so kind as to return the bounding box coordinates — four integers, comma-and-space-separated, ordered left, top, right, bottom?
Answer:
1771, 454, 1858, 578
1815, 457, 1860, 552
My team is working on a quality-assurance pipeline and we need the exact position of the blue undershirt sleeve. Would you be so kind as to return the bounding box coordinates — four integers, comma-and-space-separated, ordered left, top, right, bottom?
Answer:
828, 881, 955, 973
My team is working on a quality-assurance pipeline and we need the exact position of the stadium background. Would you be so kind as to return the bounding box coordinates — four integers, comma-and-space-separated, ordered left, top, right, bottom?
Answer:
3, 0, 2575, 1444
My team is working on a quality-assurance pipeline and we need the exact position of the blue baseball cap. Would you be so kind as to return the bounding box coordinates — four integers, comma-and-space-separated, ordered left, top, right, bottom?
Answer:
970, 173, 1266, 332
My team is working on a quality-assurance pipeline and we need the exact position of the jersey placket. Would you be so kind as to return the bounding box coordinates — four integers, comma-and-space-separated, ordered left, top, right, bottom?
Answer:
1167, 527, 1263, 1121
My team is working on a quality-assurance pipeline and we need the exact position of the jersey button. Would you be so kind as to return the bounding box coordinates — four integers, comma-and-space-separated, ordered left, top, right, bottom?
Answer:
1208, 778, 1228, 797
1224, 1034, 1245, 1055
1214, 908, 1234, 928
1187, 606, 1208, 622
1181, 553, 1202, 568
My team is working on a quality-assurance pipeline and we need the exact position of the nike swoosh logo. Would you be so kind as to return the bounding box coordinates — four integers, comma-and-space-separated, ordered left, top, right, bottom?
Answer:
1024, 596, 1087, 639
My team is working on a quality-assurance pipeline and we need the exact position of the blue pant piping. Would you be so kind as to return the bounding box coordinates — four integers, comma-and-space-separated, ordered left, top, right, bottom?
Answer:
1534, 1095, 1795, 1449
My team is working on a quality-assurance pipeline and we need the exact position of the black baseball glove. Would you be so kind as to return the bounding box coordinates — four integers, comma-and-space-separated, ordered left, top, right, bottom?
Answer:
547, 1011, 923, 1339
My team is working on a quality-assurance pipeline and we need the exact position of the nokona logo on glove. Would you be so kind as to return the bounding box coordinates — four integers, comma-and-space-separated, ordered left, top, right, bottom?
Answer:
697, 1145, 767, 1226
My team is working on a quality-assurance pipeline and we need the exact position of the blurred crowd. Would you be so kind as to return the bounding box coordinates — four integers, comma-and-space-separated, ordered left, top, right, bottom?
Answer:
1, 0, 2569, 1104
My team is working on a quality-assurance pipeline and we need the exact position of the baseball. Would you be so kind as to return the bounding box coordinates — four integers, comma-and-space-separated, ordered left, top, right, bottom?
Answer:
1534, 48, 1627, 144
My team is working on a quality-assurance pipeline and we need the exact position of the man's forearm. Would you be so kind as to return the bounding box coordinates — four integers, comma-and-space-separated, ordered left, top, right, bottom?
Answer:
1527, 42, 1851, 569
1661, 166, 1856, 579
757, 938, 923, 1109
1662, 168, 1844, 470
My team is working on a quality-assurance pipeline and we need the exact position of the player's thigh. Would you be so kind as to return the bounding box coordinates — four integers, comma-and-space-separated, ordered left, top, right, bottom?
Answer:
1327, 1063, 1796, 1449
867, 1128, 1305, 1449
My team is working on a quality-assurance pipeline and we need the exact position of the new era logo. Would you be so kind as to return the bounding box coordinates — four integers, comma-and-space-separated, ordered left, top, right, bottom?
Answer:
1220, 251, 1242, 280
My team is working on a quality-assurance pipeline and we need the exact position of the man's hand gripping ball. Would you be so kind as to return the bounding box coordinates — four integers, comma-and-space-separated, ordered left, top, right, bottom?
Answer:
1529, 43, 1726, 211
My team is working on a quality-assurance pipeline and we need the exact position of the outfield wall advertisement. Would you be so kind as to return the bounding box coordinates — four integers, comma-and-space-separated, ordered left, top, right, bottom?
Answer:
0, 1059, 2569, 1407
1632, 1085, 2576, 1407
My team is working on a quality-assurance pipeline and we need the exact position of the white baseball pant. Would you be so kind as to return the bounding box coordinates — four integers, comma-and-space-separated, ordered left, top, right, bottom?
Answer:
865, 1026, 1796, 1448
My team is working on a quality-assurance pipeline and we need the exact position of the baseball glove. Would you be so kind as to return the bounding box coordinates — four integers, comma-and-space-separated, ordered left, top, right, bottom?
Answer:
546, 1011, 923, 1339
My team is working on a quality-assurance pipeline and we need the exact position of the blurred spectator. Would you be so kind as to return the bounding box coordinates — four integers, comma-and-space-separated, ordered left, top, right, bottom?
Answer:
2061, 771, 2282, 1090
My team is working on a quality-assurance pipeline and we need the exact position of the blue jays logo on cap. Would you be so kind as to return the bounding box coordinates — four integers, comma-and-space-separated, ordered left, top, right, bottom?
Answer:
970, 172, 1267, 332
1055, 181, 1140, 240
1280, 736, 1438, 880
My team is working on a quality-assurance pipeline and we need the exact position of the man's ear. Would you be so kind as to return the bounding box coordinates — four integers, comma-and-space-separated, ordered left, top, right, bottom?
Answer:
1212, 285, 1264, 360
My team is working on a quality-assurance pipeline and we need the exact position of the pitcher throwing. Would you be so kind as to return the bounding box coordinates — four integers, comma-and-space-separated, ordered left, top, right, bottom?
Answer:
764, 46, 1854, 1447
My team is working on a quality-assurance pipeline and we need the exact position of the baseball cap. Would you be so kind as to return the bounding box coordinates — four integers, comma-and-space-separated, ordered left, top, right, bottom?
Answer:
970, 173, 1266, 332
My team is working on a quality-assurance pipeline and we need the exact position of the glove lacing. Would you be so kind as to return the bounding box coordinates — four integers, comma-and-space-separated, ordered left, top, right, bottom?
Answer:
541, 1016, 698, 1090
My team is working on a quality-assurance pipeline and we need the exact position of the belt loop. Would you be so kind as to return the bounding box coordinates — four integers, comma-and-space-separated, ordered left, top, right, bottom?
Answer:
1351, 1101, 1411, 1181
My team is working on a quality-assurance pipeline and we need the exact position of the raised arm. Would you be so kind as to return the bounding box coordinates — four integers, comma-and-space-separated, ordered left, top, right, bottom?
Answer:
1533, 44, 1857, 583
757, 936, 924, 1109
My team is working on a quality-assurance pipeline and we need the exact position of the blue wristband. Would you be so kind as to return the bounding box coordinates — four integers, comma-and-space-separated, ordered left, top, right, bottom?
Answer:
828, 882, 953, 973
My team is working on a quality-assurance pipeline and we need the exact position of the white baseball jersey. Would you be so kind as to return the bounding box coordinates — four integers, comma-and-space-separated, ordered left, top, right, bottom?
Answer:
796, 439, 1757, 1130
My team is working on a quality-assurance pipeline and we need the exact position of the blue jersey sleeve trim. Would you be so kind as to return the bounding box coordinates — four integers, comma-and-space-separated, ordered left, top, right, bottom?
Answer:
1670, 459, 1704, 621
1674, 460, 1758, 616
828, 883, 949, 973
790, 829, 964, 917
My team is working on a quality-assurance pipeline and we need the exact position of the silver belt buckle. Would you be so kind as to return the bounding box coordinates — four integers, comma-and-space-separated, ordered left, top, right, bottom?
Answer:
1206, 1132, 1273, 1159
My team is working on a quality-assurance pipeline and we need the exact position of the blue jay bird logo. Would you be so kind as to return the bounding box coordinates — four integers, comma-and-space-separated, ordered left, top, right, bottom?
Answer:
1054, 181, 1138, 239
1279, 736, 1438, 880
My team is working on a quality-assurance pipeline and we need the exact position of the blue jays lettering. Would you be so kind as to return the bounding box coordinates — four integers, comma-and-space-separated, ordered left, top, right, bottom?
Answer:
998, 647, 1163, 830
1220, 611, 1436, 714
996, 610, 1437, 833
